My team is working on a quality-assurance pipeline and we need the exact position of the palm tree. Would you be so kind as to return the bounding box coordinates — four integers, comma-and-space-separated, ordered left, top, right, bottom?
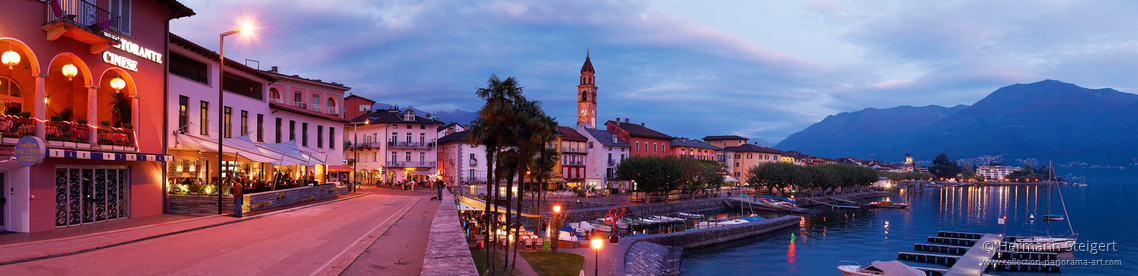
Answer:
507, 99, 554, 272
465, 75, 522, 275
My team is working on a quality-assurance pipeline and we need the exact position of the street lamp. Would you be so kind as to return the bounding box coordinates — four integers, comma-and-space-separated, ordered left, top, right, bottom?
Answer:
217, 22, 254, 215
591, 238, 602, 276
349, 120, 369, 191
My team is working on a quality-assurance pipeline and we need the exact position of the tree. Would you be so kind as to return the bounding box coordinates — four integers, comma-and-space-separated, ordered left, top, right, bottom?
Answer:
745, 162, 805, 195
616, 156, 682, 202
929, 153, 962, 179
465, 74, 522, 275
673, 157, 724, 199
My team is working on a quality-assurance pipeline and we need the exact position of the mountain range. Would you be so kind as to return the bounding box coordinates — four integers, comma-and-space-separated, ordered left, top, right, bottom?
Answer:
374, 103, 479, 125
775, 80, 1138, 166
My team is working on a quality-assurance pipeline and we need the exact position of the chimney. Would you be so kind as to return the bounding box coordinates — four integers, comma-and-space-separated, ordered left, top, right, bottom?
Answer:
625, 118, 630, 123
616, 117, 620, 123
640, 123, 644, 126
754, 142, 758, 145
271, 66, 278, 73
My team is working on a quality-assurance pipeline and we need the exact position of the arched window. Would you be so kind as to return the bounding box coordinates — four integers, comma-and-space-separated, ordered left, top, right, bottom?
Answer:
269, 88, 281, 103
327, 97, 336, 113
0, 76, 23, 114
581, 93, 587, 102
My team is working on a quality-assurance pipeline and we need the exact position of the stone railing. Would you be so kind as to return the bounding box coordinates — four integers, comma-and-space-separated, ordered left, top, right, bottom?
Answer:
422, 189, 478, 276
243, 184, 342, 213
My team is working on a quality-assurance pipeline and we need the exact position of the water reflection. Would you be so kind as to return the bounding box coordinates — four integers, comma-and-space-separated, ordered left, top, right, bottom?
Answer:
682, 182, 1138, 275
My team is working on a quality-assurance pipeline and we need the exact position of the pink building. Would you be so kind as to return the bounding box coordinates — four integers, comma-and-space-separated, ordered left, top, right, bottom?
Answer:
1, 0, 194, 232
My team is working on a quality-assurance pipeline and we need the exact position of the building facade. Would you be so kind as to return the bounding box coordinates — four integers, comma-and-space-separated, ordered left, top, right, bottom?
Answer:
606, 119, 672, 158
342, 94, 374, 122
977, 165, 1022, 181
723, 143, 784, 180
1, 0, 194, 232
579, 127, 630, 191
346, 107, 443, 184
670, 138, 720, 161
557, 126, 588, 188
436, 131, 487, 186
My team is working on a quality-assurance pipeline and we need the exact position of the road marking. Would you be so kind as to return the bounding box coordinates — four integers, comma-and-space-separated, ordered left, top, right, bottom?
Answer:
310, 196, 422, 276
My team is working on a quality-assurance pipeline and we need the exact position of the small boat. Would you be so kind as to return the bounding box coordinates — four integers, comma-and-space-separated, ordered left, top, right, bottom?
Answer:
1009, 235, 1078, 252
1042, 214, 1065, 221
1029, 214, 1036, 220
694, 218, 749, 229
677, 212, 704, 219
866, 200, 908, 209
837, 260, 924, 276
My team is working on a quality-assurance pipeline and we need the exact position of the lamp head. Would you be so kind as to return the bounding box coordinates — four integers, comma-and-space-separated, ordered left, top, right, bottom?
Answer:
62, 64, 78, 81
2, 50, 20, 69
591, 238, 602, 249
553, 205, 560, 213
109, 77, 126, 92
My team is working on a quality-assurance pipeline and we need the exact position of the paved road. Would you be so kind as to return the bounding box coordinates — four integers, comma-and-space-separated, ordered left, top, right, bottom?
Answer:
0, 187, 433, 275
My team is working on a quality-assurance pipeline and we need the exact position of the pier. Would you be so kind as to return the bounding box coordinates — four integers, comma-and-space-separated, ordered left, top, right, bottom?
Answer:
895, 231, 1060, 276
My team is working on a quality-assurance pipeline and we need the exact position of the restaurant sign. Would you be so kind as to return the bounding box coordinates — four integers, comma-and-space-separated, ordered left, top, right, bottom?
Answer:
15, 136, 46, 166
103, 35, 163, 72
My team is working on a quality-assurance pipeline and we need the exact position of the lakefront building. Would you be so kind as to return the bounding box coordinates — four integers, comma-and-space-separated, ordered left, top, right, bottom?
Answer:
557, 126, 588, 188
166, 34, 350, 209
607, 118, 673, 157
1, 0, 194, 232
723, 143, 785, 180
578, 126, 630, 191
346, 104, 444, 184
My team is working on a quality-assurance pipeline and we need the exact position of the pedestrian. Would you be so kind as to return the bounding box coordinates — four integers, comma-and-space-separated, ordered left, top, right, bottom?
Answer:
232, 180, 244, 217
727, 190, 731, 198
436, 180, 446, 200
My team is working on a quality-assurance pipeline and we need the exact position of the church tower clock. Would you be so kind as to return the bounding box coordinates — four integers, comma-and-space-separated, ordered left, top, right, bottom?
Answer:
577, 52, 597, 128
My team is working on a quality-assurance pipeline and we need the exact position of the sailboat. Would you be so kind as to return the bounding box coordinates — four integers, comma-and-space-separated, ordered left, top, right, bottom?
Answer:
1013, 162, 1077, 252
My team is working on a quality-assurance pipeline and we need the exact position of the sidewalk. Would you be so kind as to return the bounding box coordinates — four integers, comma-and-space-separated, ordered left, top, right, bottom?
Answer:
0, 191, 369, 266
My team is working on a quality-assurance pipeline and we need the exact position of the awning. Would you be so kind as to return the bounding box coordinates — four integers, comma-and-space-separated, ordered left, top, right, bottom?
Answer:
408, 171, 433, 175
724, 176, 740, 182
548, 177, 567, 183
327, 164, 352, 172
457, 204, 481, 211
456, 196, 541, 218
175, 134, 281, 164
48, 149, 172, 161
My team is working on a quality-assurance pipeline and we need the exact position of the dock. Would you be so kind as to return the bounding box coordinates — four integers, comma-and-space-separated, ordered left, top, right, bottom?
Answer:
894, 231, 1060, 276
796, 198, 860, 209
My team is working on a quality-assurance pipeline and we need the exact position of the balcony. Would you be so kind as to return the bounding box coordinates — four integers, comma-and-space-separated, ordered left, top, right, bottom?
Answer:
325, 106, 340, 116
97, 126, 135, 149
311, 104, 322, 113
45, 120, 90, 145
564, 160, 584, 166
0, 115, 37, 142
270, 98, 284, 104
386, 161, 436, 168
387, 141, 434, 149
563, 147, 587, 154
469, 159, 477, 166
461, 175, 488, 183
293, 102, 308, 109
42, 0, 122, 54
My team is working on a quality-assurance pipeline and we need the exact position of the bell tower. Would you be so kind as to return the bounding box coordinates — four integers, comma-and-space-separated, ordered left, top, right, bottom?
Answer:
577, 52, 597, 128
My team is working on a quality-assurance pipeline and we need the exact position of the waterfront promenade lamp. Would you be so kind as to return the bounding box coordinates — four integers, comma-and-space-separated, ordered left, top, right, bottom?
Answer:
591, 238, 602, 276
216, 20, 256, 215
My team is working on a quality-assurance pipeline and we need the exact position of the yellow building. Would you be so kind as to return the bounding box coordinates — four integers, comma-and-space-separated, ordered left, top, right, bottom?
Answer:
722, 143, 784, 181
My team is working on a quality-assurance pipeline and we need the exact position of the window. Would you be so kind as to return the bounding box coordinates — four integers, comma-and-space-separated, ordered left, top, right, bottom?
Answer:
653, 143, 657, 152
735, 172, 740, 177
470, 154, 475, 160
420, 125, 425, 129
469, 169, 475, 180
275, 118, 282, 143
293, 92, 303, 105
419, 133, 426, 145
223, 107, 232, 138
405, 133, 411, 144
108, 0, 132, 34
177, 96, 188, 133
256, 114, 264, 142
317, 125, 324, 148
635, 142, 640, 151
311, 94, 320, 111
405, 152, 411, 162
302, 123, 309, 147
419, 152, 425, 164
199, 101, 209, 135
359, 104, 370, 112
223, 73, 263, 100
329, 127, 335, 149
240, 110, 248, 136
327, 98, 336, 112
170, 53, 207, 83
373, 153, 377, 162
403, 110, 415, 121
289, 120, 296, 141
391, 132, 398, 143
270, 88, 281, 103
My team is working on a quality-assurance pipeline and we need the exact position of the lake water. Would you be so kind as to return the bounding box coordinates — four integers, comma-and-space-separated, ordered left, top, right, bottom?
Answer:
681, 180, 1138, 275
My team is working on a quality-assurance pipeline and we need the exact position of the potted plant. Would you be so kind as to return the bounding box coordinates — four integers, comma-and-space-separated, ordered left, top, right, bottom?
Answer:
18, 111, 30, 118
109, 91, 132, 128
100, 120, 111, 127
77, 118, 87, 125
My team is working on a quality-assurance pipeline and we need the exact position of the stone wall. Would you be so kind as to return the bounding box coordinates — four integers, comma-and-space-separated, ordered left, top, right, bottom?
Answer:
422, 189, 479, 276
168, 195, 235, 215
244, 184, 341, 212
624, 241, 683, 276
634, 216, 799, 249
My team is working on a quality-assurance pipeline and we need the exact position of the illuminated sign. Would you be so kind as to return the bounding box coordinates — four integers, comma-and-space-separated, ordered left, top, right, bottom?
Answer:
103, 51, 138, 71
15, 136, 46, 166
103, 35, 161, 71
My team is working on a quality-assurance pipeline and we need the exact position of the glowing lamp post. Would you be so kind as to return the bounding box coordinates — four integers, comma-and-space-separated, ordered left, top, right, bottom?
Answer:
62, 64, 78, 81
591, 238, 603, 276
553, 205, 561, 213
2, 50, 19, 69
217, 21, 254, 215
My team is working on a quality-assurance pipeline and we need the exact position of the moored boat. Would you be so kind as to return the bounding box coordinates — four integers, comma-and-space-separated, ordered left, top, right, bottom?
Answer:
866, 200, 909, 209
837, 260, 924, 276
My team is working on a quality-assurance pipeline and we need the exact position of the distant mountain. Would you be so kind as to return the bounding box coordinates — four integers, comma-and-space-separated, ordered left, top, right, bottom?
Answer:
775, 105, 968, 160
775, 80, 1138, 165
374, 103, 478, 125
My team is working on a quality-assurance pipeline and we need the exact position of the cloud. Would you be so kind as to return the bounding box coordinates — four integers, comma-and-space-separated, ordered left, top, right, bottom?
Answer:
171, 0, 1138, 144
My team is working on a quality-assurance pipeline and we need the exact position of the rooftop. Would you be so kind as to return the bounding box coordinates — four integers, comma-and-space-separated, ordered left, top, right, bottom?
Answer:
350, 109, 443, 125
557, 126, 588, 141
606, 120, 673, 140
702, 135, 749, 141
722, 144, 784, 154
670, 138, 721, 151
437, 131, 468, 144
582, 128, 630, 147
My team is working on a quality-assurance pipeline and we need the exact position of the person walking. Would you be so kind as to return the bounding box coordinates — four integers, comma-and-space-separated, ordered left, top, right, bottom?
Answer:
232, 180, 244, 217
436, 180, 446, 200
